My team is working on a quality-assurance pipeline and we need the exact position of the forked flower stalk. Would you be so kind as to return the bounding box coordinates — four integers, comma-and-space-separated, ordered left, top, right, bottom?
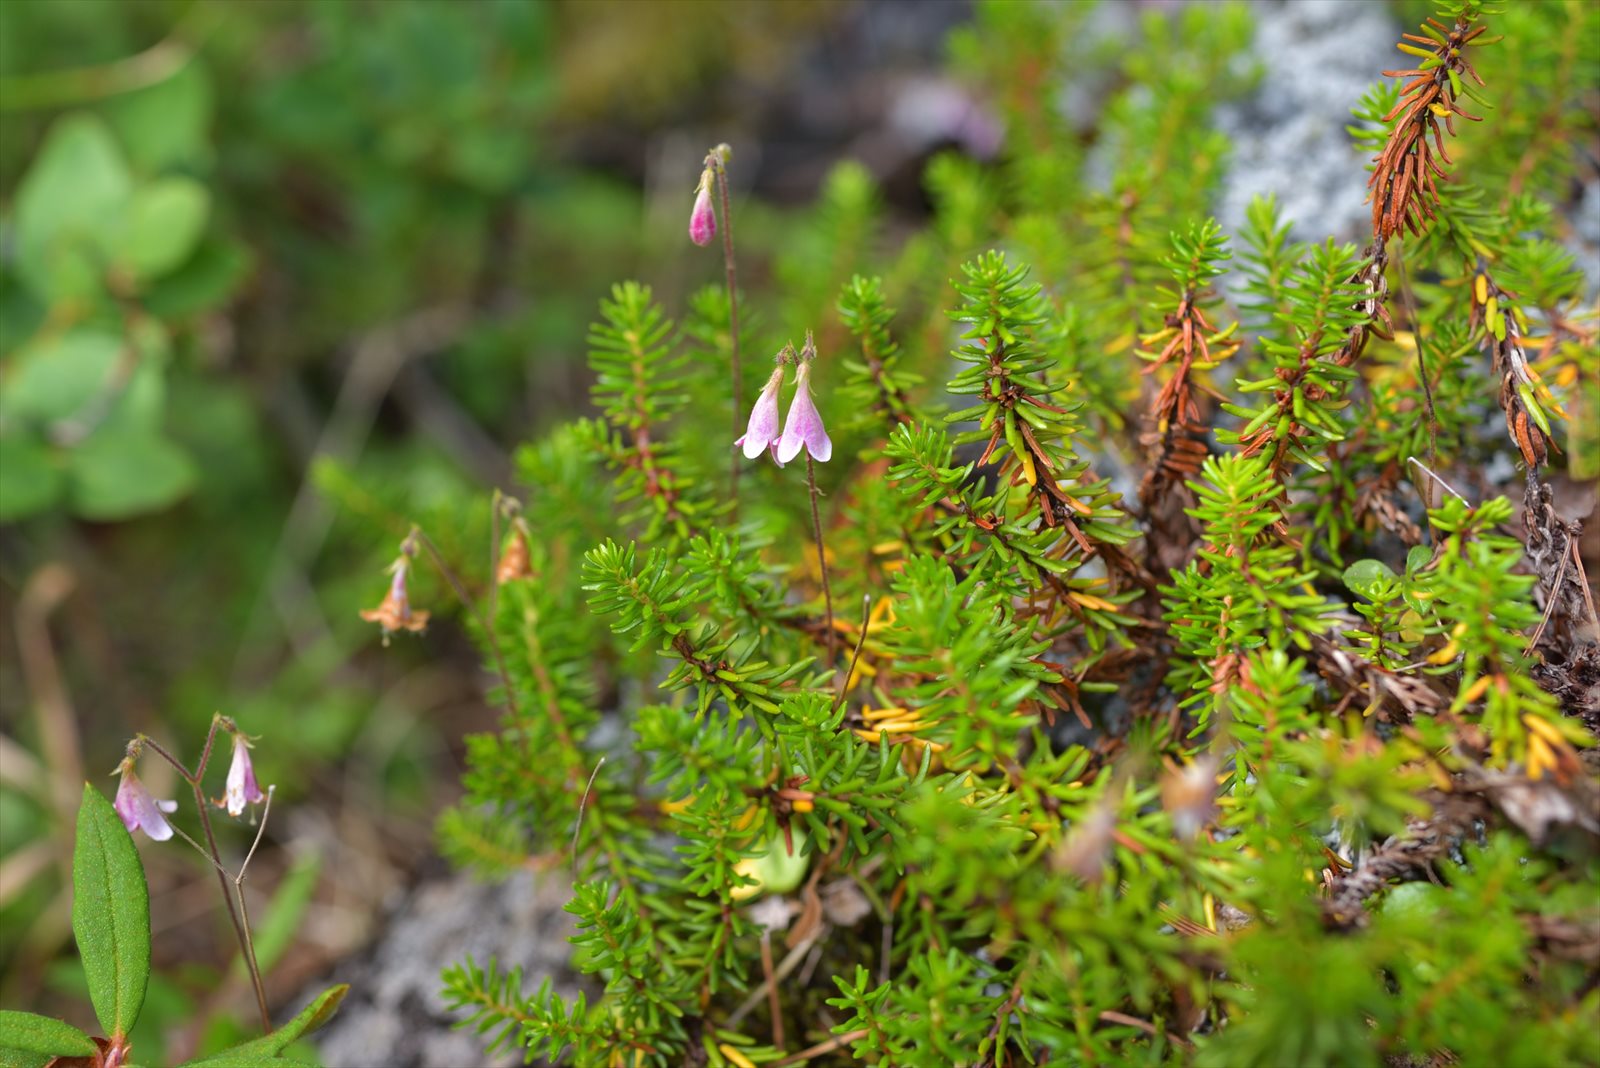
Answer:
133, 718, 272, 1033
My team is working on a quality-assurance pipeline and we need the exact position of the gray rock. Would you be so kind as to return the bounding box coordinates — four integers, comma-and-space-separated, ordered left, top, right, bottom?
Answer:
310, 870, 578, 1068
1215, 0, 1401, 249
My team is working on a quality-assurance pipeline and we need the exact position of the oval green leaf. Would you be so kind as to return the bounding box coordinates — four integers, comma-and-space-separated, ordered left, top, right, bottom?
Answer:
0, 1010, 97, 1057
1341, 559, 1398, 602
72, 782, 151, 1039
13, 113, 132, 301
67, 429, 196, 521
0, 329, 123, 426
112, 178, 211, 282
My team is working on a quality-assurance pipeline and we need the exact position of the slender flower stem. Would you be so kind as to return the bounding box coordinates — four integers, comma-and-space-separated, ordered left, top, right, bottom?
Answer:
135, 735, 196, 785
194, 784, 271, 1032
488, 489, 503, 629
231, 785, 275, 1029
805, 455, 835, 662
408, 525, 521, 724
138, 721, 271, 1033
711, 149, 743, 510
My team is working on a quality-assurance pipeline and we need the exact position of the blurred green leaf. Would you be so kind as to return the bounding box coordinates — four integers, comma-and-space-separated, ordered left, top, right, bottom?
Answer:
112, 177, 210, 282
71, 783, 150, 1039
105, 59, 214, 173
0, 275, 46, 354
0, 1011, 97, 1058
0, 435, 63, 521
67, 428, 196, 520
13, 113, 131, 301
143, 237, 252, 320
1, 328, 122, 425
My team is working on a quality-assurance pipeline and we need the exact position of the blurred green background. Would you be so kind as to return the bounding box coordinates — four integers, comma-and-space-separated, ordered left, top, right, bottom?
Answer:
0, 0, 975, 1059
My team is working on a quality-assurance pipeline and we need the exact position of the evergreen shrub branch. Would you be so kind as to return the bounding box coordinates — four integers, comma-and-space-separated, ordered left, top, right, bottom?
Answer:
421, 3, 1600, 1065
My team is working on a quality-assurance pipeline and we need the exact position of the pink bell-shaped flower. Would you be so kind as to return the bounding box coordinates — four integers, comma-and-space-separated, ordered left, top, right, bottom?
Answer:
223, 733, 266, 817
736, 364, 788, 465
114, 758, 178, 841
776, 360, 831, 465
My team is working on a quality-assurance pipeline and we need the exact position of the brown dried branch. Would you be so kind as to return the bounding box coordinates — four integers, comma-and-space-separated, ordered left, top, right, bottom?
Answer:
1322, 789, 1492, 930
1138, 283, 1239, 570
1310, 633, 1448, 723
1324, 764, 1600, 930
1368, 17, 1488, 243
1523, 476, 1600, 729
1469, 265, 1560, 471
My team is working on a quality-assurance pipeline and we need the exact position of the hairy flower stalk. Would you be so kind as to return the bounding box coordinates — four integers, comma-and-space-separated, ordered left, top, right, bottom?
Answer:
787, 333, 835, 659
131, 718, 272, 1031
697, 145, 744, 507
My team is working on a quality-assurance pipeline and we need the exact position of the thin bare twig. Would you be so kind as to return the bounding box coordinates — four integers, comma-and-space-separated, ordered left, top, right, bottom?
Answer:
760, 930, 784, 1049
725, 930, 824, 1028
1407, 456, 1467, 505
1098, 1010, 1193, 1051
237, 786, 276, 883
571, 757, 607, 876
1526, 541, 1571, 657
232, 786, 276, 1024
834, 595, 873, 713
772, 1030, 870, 1066
0, 7, 210, 113
1572, 536, 1599, 625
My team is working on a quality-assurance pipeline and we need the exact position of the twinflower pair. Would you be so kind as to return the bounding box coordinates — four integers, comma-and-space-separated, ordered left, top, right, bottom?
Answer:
736, 334, 831, 467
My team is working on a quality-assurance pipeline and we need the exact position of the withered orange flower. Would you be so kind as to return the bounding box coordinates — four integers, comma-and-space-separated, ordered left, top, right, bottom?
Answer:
360, 560, 429, 642
495, 529, 532, 585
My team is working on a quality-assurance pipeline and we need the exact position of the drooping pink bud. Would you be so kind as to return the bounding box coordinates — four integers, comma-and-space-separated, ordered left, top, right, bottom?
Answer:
689, 171, 717, 247
223, 734, 266, 817
776, 360, 831, 465
736, 364, 788, 464
114, 758, 178, 841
